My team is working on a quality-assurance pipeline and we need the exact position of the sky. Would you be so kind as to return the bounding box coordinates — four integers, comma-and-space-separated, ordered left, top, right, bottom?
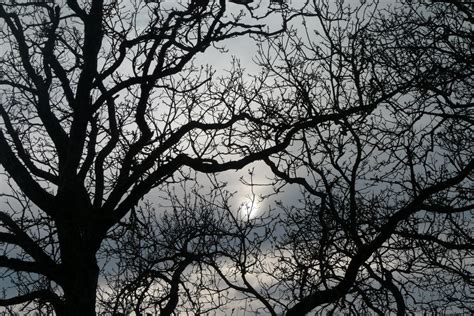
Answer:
2, 0, 455, 314
0, 0, 366, 241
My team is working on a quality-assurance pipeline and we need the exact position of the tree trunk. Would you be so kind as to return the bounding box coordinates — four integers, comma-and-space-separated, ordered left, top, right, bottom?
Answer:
56, 221, 102, 316
61, 255, 100, 316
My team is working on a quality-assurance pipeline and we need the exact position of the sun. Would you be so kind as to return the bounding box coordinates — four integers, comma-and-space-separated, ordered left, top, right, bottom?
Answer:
241, 199, 259, 219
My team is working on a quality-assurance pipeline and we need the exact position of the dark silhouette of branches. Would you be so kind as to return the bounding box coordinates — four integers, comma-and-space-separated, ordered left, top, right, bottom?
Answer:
238, 1, 472, 314
0, 0, 471, 315
0, 1, 298, 314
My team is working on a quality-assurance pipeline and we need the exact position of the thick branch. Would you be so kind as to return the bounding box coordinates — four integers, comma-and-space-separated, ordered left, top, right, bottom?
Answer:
0, 130, 55, 216
0, 6, 68, 160
0, 212, 60, 278
286, 159, 474, 315
0, 104, 58, 183
0, 289, 63, 312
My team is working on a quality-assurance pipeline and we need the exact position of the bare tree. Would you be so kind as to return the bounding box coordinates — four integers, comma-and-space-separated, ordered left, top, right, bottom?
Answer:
97, 175, 280, 315
0, 0, 301, 314
240, 0, 472, 315
110, 0, 473, 314
1, 0, 471, 315
127, 1, 469, 315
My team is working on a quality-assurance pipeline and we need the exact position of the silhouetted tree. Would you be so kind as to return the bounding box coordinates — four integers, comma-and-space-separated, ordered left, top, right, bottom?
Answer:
97, 176, 280, 315
0, 0, 298, 315
1, 0, 472, 315
242, 0, 472, 314
98, 1, 472, 315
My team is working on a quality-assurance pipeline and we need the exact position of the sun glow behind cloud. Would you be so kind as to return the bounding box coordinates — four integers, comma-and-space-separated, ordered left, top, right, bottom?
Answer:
240, 198, 260, 219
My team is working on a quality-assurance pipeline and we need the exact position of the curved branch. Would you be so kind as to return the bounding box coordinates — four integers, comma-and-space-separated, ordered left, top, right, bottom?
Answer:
0, 104, 58, 184
286, 159, 474, 315
0, 129, 55, 216
0, 6, 69, 159
264, 157, 326, 198
0, 289, 63, 312
0, 212, 60, 278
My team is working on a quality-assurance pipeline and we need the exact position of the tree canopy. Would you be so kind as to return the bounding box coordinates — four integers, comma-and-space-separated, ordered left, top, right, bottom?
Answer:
0, 0, 472, 315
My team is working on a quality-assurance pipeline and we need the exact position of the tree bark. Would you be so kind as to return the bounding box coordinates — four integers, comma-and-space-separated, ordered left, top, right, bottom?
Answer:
61, 255, 100, 316
56, 217, 102, 316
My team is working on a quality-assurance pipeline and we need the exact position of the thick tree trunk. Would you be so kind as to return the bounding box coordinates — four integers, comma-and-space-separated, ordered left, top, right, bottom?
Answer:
56, 220, 102, 316
61, 255, 100, 316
